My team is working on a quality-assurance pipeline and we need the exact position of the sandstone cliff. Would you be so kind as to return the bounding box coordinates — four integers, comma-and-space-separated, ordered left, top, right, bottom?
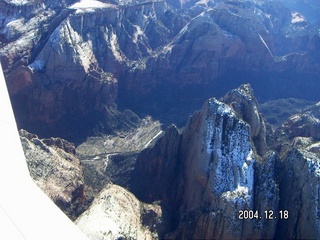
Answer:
19, 129, 86, 220
131, 124, 180, 204
276, 147, 320, 239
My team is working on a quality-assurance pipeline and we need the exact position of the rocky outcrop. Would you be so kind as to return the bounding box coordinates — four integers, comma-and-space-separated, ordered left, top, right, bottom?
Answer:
272, 101, 320, 238
277, 148, 320, 239
275, 101, 320, 154
281, 113, 320, 140
222, 84, 267, 155
76, 184, 168, 240
130, 84, 279, 239
19, 129, 85, 220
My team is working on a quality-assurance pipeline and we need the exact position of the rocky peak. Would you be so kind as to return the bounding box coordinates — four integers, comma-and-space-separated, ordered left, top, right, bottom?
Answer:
42, 137, 76, 155
180, 97, 255, 210
222, 83, 267, 155
170, 96, 258, 239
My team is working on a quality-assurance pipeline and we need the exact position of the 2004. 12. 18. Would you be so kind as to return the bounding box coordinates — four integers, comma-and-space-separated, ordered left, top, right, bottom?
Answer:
238, 210, 289, 220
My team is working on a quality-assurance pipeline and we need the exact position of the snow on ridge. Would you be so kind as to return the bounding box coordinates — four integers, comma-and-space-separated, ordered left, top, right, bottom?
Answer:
69, 0, 116, 13
291, 12, 307, 24
5, 0, 29, 5
204, 98, 255, 196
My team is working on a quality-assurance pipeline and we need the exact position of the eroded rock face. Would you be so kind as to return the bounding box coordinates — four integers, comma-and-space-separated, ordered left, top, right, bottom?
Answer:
252, 151, 279, 239
277, 148, 320, 239
272, 101, 320, 161
172, 97, 258, 239
180, 98, 255, 212
222, 83, 267, 155
19, 129, 85, 220
132, 84, 278, 239
131, 124, 180, 204
281, 113, 320, 140
75, 184, 166, 240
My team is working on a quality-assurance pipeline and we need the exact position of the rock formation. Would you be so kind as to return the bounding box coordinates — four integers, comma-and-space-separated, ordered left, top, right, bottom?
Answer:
175, 97, 257, 239
222, 84, 267, 155
16, 82, 320, 239
131, 84, 320, 239
276, 147, 320, 239
75, 184, 168, 240
19, 129, 86, 220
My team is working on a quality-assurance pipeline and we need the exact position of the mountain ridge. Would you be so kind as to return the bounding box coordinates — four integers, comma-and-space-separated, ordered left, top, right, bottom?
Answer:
1, 0, 320, 140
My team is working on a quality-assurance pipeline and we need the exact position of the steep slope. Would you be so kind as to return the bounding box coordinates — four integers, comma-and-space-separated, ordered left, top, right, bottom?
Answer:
19, 129, 86, 220
276, 147, 320, 239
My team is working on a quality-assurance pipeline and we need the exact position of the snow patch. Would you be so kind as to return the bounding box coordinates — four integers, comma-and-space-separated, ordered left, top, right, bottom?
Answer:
291, 12, 307, 24
258, 32, 274, 58
306, 155, 320, 177
221, 185, 251, 203
132, 25, 144, 44
107, 30, 127, 62
6, 0, 29, 5
69, 0, 116, 13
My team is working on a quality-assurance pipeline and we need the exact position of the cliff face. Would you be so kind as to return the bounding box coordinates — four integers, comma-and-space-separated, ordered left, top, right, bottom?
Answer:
277, 148, 320, 239
131, 125, 180, 204
273, 99, 320, 238
1, 0, 320, 139
176, 97, 257, 239
19, 129, 85, 220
